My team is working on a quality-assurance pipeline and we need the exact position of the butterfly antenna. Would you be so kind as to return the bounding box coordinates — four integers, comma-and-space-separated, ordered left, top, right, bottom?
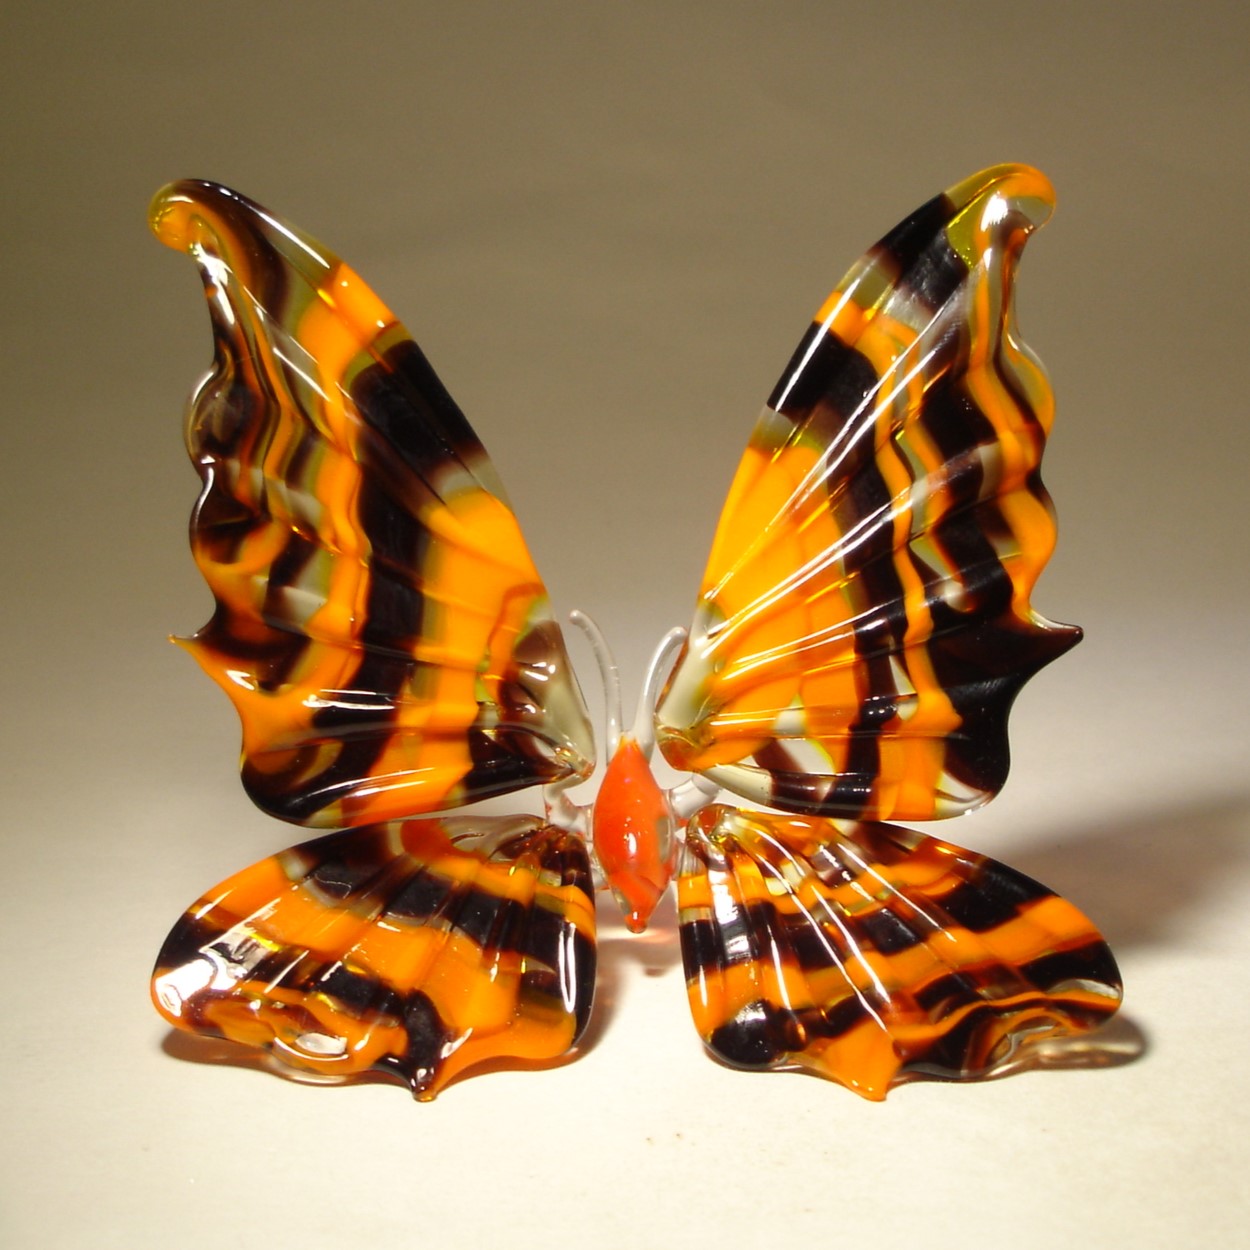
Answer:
640, 626, 720, 817
632, 627, 686, 756
568, 609, 623, 755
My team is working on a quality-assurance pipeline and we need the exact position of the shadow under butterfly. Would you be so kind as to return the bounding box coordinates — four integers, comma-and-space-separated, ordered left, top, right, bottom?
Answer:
149, 164, 1122, 1101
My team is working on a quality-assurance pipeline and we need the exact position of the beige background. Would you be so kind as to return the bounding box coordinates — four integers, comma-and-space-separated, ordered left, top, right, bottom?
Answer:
3, 3, 1248, 1247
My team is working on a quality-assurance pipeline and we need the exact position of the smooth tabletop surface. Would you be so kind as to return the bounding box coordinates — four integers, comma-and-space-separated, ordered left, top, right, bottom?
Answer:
3, 4, 1248, 1248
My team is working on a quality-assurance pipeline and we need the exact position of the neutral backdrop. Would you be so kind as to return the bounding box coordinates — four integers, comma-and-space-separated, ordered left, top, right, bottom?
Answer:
3, 4, 1248, 1248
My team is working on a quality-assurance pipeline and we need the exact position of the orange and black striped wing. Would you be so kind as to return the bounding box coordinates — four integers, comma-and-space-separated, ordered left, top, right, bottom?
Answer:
676, 805, 1121, 1099
656, 165, 1078, 822
151, 181, 594, 828
152, 817, 597, 1099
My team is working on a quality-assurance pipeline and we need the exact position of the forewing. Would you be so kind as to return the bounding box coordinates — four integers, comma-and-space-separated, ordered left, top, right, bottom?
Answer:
152, 182, 595, 827
677, 805, 1121, 1099
152, 817, 597, 1099
657, 165, 1079, 821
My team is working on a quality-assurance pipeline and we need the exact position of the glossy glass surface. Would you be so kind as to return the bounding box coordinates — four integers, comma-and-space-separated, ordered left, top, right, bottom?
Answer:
150, 167, 1120, 1099
151, 181, 595, 830
658, 166, 1074, 822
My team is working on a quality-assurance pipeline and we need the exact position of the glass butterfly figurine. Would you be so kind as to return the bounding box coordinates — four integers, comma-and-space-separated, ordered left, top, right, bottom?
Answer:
149, 164, 1122, 1101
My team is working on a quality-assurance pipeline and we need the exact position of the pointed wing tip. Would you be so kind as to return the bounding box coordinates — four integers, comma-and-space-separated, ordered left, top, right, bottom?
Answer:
947, 163, 1056, 229
149, 179, 335, 289
149, 179, 234, 252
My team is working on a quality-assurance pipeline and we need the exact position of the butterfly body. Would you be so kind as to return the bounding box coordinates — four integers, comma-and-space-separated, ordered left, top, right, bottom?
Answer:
590, 734, 677, 933
150, 167, 1121, 1100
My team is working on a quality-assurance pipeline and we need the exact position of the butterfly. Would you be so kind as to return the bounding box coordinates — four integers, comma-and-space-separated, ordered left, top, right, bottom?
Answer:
148, 164, 1122, 1102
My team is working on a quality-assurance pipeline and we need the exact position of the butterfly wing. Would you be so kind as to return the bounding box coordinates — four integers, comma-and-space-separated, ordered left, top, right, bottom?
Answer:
151, 182, 600, 1095
152, 817, 597, 1099
656, 165, 1077, 822
677, 805, 1121, 1099
661, 165, 1119, 1094
151, 181, 595, 829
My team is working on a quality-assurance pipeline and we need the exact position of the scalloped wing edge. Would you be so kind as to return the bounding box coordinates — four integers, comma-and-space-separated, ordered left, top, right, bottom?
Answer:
151, 816, 597, 1099
676, 805, 1121, 1099
152, 181, 595, 828
657, 164, 1079, 822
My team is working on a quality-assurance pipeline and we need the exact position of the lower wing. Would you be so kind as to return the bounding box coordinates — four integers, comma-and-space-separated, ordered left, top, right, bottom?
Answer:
152, 802, 1120, 1100
152, 816, 597, 1099
677, 805, 1121, 1099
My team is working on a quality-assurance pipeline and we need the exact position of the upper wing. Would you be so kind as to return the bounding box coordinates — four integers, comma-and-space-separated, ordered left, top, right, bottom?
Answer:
151, 182, 594, 828
656, 165, 1079, 822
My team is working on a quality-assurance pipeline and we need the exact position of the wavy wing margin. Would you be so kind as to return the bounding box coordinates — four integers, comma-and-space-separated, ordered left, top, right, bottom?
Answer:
657, 165, 1079, 822
677, 805, 1121, 1099
152, 181, 595, 828
152, 817, 597, 1099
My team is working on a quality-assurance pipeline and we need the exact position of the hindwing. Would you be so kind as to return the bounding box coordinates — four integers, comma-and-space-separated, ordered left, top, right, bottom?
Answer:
677, 805, 1121, 1098
152, 817, 597, 1099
